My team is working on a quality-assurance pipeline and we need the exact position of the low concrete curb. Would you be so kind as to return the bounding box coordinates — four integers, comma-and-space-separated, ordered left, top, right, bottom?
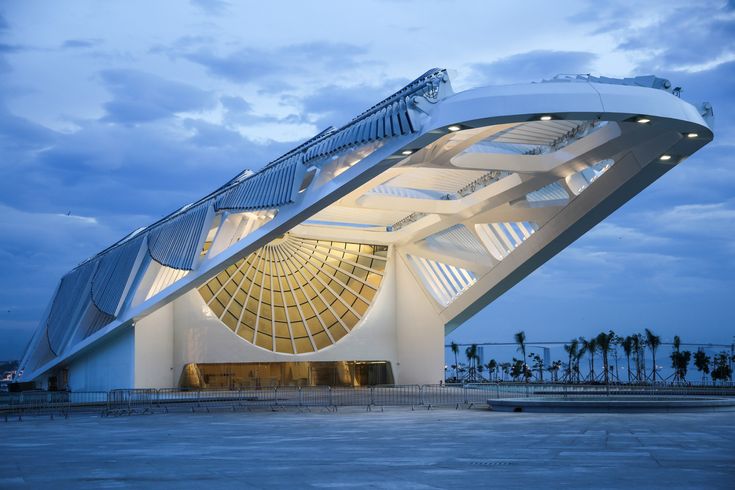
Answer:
487, 396, 735, 413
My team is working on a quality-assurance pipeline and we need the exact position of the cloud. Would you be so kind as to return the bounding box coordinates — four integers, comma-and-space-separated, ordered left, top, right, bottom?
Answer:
469, 50, 597, 85
585, 222, 668, 246
299, 78, 409, 127
183, 118, 249, 148
617, 6, 735, 71
184, 48, 281, 83
0, 204, 121, 358
61, 38, 103, 49
0, 105, 295, 225
570, 1, 735, 73
647, 202, 735, 238
220, 94, 282, 125
0, 43, 25, 54
99, 69, 216, 124
0, 104, 57, 150
190, 0, 230, 15
0, 204, 104, 252
220, 95, 252, 114
181, 42, 369, 86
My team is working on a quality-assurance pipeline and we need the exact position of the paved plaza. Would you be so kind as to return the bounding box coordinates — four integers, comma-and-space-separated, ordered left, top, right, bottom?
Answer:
1, 407, 734, 489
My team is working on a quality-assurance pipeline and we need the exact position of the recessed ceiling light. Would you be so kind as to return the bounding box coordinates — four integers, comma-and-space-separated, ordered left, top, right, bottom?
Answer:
447, 125, 461, 132
687, 132, 698, 138
539, 115, 552, 121
636, 117, 651, 124
401, 150, 413, 155
659, 154, 672, 161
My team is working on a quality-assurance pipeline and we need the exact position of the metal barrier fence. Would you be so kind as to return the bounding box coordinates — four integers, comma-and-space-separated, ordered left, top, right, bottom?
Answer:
3, 383, 734, 420
1, 391, 108, 420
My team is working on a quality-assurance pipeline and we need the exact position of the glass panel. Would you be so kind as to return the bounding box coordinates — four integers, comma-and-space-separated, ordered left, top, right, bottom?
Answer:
290, 321, 308, 338
180, 361, 394, 388
275, 338, 294, 354
294, 337, 314, 354
255, 333, 272, 350
197, 235, 387, 353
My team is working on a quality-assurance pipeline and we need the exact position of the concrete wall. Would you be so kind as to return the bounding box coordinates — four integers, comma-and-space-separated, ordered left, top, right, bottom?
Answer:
134, 302, 175, 388
394, 253, 445, 385
67, 327, 134, 391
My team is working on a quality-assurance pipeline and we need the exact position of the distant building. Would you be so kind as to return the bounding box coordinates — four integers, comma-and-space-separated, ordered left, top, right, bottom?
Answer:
17, 69, 713, 391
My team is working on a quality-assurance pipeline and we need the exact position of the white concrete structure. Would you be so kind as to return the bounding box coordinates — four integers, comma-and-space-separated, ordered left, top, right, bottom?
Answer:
17, 69, 713, 391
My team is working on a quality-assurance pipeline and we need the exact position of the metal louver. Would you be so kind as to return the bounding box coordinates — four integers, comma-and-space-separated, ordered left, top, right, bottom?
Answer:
91, 234, 145, 316
147, 201, 212, 270
215, 156, 299, 211
46, 261, 96, 355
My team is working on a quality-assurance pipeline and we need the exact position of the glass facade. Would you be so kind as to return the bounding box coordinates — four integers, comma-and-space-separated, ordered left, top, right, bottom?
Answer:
179, 361, 394, 388
198, 235, 388, 354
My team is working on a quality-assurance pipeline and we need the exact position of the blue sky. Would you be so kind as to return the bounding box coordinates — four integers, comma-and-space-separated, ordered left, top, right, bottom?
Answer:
0, 0, 733, 360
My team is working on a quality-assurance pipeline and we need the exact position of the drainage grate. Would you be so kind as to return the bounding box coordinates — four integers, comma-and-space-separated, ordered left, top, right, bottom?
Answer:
467, 461, 514, 466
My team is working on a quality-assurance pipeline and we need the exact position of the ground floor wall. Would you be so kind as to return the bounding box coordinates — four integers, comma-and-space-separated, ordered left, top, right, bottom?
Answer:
66, 327, 134, 391
134, 302, 175, 388
394, 253, 445, 385
60, 246, 447, 390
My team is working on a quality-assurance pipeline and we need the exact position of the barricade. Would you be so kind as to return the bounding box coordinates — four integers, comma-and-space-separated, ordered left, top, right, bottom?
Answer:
193, 389, 239, 411
2, 391, 70, 420
297, 386, 332, 408
329, 386, 371, 407
4, 383, 734, 421
239, 387, 278, 409
420, 384, 464, 407
68, 391, 108, 407
107, 389, 156, 415
371, 385, 421, 408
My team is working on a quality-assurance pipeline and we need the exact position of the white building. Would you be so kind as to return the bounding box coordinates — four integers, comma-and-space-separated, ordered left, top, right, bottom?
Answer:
16, 69, 713, 391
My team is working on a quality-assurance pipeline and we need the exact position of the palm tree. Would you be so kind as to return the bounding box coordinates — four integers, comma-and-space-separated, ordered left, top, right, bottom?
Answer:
564, 340, 578, 382
710, 351, 732, 384
578, 337, 590, 382
609, 331, 620, 382
587, 337, 598, 382
465, 344, 478, 380
631, 334, 643, 382
694, 348, 711, 384
514, 331, 526, 361
500, 362, 511, 381
529, 353, 544, 382
645, 328, 661, 384
550, 360, 562, 382
670, 336, 692, 383
514, 331, 528, 383
486, 359, 498, 381
596, 331, 613, 385
450, 342, 459, 380
638, 333, 648, 380
622, 336, 634, 383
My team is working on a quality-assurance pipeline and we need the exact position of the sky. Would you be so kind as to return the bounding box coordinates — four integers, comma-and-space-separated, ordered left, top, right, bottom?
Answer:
0, 0, 733, 362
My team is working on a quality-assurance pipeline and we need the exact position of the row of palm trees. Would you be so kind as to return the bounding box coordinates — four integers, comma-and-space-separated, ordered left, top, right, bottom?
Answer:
561, 329, 657, 384
448, 329, 733, 384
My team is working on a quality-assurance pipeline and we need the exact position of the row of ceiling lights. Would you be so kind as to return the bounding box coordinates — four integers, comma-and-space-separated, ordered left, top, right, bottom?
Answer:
400, 115, 701, 159
634, 116, 698, 162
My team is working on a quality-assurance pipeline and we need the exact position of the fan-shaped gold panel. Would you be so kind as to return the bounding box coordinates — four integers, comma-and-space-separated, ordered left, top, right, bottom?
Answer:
198, 235, 388, 354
